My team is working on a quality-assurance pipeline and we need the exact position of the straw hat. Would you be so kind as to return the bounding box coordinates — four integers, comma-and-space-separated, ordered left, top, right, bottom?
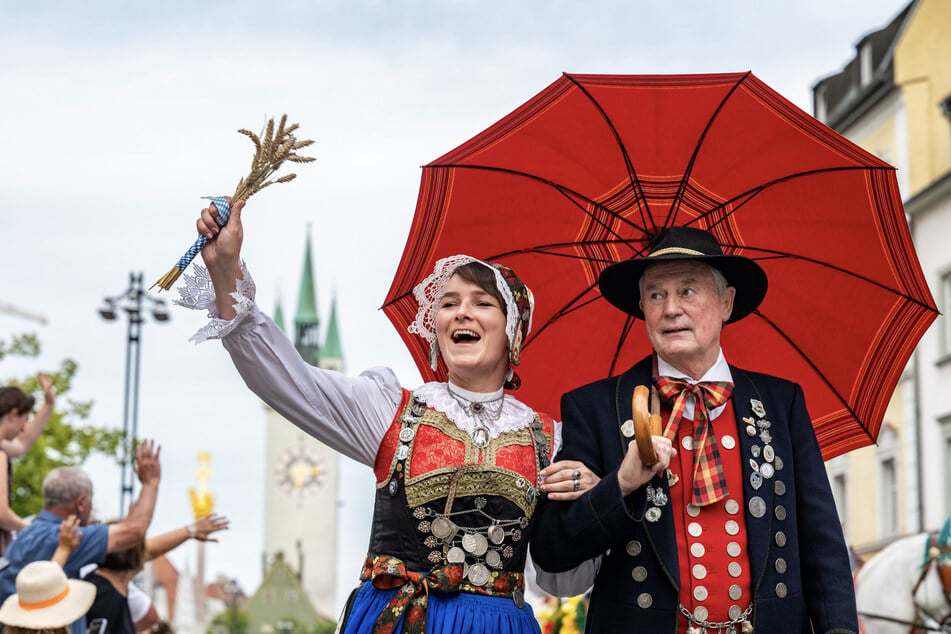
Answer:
0, 561, 96, 629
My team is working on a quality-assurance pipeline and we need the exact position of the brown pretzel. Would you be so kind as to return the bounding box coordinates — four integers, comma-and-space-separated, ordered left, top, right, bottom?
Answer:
632, 385, 661, 466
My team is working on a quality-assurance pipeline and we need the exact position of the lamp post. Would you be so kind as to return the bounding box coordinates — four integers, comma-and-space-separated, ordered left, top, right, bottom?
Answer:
98, 272, 169, 515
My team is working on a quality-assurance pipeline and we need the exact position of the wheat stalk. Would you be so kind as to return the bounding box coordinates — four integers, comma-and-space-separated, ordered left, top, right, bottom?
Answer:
152, 115, 315, 291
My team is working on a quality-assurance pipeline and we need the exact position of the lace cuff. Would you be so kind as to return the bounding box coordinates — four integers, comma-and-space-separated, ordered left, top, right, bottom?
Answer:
173, 262, 257, 343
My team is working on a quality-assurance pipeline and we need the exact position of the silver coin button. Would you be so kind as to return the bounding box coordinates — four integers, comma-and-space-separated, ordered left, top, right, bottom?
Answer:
725, 520, 739, 535
686, 504, 701, 517
775, 531, 787, 547
682, 436, 694, 451
775, 505, 787, 521
775, 557, 787, 574
729, 584, 742, 600
727, 541, 742, 557
728, 561, 742, 577
720, 434, 736, 450
688, 522, 703, 537
692, 564, 707, 580
626, 540, 642, 557
637, 593, 653, 608
694, 606, 709, 621
724, 499, 740, 515
693, 586, 708, 601
690, 542, 705, 558
632, 566, 648, 582
776, 582, 788, 598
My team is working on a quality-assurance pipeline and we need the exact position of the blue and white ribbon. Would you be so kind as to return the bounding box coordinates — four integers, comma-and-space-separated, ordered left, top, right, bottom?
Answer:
173, 196, 231, 273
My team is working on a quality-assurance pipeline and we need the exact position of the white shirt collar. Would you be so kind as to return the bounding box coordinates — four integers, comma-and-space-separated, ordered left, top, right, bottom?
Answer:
656, 349, 734, 384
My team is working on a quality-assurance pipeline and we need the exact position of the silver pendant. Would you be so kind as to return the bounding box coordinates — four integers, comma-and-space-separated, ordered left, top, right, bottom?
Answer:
472, 427, 490, 448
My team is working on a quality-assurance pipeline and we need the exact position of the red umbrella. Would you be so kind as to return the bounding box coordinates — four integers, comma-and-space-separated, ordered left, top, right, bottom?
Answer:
382, 72, 938, 459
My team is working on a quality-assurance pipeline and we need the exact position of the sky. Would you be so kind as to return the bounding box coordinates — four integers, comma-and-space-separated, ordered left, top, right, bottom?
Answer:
1, 0, 909, 615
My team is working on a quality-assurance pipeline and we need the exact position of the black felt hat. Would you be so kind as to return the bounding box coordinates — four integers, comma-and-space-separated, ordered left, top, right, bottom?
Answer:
598, 226, 768, 323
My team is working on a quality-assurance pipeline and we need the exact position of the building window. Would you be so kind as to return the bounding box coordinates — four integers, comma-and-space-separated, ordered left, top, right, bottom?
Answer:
859, 42, 874, 87
877, 425, 899, 538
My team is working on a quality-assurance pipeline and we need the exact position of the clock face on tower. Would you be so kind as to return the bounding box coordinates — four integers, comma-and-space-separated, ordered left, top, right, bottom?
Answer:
275, 445, 326, 498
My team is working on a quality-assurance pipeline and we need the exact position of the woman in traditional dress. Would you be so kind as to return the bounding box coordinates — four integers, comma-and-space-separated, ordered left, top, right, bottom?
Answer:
176, 199, 597, 633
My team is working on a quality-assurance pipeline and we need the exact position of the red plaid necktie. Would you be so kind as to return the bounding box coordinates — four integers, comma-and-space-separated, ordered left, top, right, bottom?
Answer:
653, 377, 734, 506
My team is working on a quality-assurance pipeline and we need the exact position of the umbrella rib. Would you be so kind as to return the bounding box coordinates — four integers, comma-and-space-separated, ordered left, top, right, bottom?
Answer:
667, 71, 753, 230
564, 73, 655, 234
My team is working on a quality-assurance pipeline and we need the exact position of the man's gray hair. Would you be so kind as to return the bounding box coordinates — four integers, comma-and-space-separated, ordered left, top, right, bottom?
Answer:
43, 466, 93, 508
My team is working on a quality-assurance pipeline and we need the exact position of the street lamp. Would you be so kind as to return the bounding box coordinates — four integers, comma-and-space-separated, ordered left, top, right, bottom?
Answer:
98, 272, 170, 514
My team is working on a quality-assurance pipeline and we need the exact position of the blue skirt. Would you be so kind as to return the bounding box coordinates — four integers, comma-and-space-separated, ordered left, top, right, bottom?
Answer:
342, 581, 541, 634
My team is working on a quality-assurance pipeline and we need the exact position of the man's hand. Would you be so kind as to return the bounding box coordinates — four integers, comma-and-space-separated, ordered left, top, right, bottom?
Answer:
190, 513, 230, 542
134, 439, 162, 486
617, 435, 676, 497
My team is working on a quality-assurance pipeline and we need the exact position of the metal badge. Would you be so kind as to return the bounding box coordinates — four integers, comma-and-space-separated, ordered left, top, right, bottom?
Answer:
775, 505, 787, 521
746, 425, 757, 437
645, 506, 662, 522
396, 444, 409, 461
749, 459, 759, 472
724, 499, 740, 515
621, 419, 635, 438
775, 557, 787, 574
652, 489, 669, 507
468, 563, 490, 586
399, 427, 416, 442
751, 399, 766, 417
750, 471, 763, 490
632, 566, 648, 582
760, 430, 773, 445
693, 586, 708, 601
682, 436, 694, 451
447, 546, 465, 563
775, 531, 787, 547
727, 541, 742, 557
512, 589, 525, 609
667, 470, 680, 487
728, 561, 742, 577
487, 524, 505, 545
724, 520, 740, 536
774, 480, 786, 496
626, 540, 642, 556
748, 496, 766, 518
760, 463, 775, 479
637, 593, 653, 609
763, 445, 775, 462
720, 434, 736, 450
750, 445, 761, 458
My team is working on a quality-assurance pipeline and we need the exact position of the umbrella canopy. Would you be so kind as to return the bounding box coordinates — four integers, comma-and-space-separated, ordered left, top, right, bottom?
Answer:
383, 72, 938, 459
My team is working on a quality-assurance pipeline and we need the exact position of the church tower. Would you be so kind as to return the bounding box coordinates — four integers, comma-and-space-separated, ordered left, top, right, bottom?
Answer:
262, 228, 341, 619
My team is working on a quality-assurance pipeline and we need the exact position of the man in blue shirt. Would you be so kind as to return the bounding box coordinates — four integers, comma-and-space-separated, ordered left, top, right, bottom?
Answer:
0, 440, 161, 634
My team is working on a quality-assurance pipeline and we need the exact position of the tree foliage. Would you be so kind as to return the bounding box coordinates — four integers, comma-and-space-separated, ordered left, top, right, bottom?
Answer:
1, 333, 123, 516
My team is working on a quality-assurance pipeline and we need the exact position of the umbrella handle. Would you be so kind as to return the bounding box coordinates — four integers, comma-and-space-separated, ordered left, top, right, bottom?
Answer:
633, 385, 661, 466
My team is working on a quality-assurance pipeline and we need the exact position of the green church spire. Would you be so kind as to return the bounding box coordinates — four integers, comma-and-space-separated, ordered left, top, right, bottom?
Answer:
294, 226, 320, 366
273, 289, 285, 333
323, 292, 343, 362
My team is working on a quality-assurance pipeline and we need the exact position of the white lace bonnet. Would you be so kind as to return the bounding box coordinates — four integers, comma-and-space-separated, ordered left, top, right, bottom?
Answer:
408, 254, 535, 375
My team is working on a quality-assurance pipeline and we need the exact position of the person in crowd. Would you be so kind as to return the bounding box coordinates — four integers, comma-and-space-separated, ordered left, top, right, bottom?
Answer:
0, 442, 161, 634
0, 561, 95, 634
530, 227, 858, 633
175, 198, 599, 632
0, 373, 57, 554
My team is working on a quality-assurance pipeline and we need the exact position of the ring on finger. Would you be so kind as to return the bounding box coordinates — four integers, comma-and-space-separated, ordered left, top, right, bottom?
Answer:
573, 480, 580, 492
572, 470, 581, 480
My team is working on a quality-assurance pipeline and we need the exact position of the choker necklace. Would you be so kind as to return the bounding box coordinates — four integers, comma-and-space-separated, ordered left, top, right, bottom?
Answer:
447, 386, 505, 448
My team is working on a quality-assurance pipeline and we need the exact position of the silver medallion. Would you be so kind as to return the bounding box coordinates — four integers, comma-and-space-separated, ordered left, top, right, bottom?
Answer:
486, 550, 501, 568
729, 584, 742, 600
727, 541, 742, 557
693, 585, 708, 601
645, 506, 662, 523
720, 434, 736, 450
487, 524, 505, 545
626, 540, 642, 557
621, 419, 635, 438
447, 546, 465, 563
763, 445, 775, 462
472, 533, 489, 556
725, 520, 740, 535
775, 505, 787, 521
462, 533, 479, 553
398, 427, 416, 442
472, 427, 489, 448
431, 517, 456, 540
725, 499, 740, 515
632, 566, 648, 582
467, 563, 490, 586
775, 531, 787, 547
749, 496, 766, 518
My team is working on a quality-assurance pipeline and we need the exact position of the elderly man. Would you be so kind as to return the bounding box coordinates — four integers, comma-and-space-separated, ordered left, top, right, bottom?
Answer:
0, 440, 161, 634
531, 227, 858, 633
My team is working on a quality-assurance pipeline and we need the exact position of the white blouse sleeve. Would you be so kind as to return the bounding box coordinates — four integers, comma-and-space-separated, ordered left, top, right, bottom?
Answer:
175, 263, 403, 467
